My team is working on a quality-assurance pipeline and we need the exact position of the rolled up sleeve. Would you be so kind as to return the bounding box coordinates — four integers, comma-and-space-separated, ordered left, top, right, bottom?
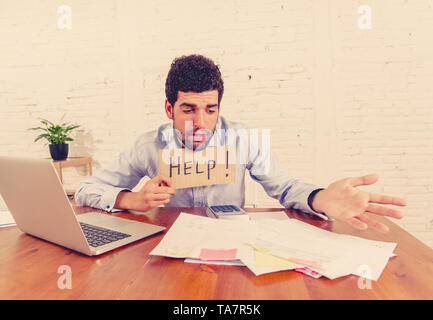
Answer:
247, 148, 329, 220
75, 138, 147, 212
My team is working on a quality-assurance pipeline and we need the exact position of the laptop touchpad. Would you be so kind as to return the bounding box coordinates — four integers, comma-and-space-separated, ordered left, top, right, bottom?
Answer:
77, 212, 136, 229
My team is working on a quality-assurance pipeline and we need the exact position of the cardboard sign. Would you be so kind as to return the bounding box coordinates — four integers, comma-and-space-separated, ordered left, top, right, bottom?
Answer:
158, 146, 236, 189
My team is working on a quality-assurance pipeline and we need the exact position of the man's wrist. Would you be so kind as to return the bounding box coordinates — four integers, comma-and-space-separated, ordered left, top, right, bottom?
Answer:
308, 188, 325, 213
114, 190, 134, 210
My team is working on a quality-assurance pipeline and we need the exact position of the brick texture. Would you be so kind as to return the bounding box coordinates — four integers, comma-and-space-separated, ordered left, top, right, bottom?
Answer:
0, 0, 431, 248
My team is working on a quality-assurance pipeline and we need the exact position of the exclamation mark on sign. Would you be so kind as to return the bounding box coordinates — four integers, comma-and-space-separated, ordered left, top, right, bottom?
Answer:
226, 149, 229, 177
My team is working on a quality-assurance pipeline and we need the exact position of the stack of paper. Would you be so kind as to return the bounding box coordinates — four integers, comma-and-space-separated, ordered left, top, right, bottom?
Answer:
0, 211, 16, 228
150, 213, 397, 281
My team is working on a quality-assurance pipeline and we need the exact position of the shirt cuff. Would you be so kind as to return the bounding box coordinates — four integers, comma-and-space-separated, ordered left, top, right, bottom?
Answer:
284, 185, 331, 220
307, 188, 332, 220
100, 187, 131, 213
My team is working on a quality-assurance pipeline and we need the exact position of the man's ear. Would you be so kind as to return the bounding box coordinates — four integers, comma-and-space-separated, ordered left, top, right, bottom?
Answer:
165, 99, 173, 120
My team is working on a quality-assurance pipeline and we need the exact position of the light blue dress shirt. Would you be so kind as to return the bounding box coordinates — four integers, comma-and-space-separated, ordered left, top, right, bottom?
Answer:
75, 116, 327, 219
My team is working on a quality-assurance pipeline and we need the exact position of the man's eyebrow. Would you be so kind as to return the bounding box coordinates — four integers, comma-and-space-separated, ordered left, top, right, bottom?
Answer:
179, 103, 218, 108
179, 103, 196, 108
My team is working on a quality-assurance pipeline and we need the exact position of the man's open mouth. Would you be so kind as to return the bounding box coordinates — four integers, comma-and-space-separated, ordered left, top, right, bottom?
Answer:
187, 130, 210, 143
192, 134, 206, 142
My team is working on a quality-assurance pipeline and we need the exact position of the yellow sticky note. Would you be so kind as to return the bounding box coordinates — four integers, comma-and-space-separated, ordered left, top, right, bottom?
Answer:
166, 248, 191, 256
250, 242, 270, 253
255, 250, 299, 269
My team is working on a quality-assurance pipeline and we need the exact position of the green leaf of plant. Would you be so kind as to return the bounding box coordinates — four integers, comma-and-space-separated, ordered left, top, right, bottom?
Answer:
64, 125, 80, 132
31, 117, 80, 145
34, 133, 50, 142
39, 118, 55, 127
28, 127, 47, 131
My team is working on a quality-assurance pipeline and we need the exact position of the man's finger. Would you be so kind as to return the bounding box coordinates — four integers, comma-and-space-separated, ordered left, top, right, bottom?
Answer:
149, 193, 171, 201
153, 186, 176, 195
356, 213, 389, 233
150, 199, 171, 208
369, 193, 407, 207
346, 217, 368, 230
347, 174, 379, 187
151, 174, 174, 188
365, 203, 403, 219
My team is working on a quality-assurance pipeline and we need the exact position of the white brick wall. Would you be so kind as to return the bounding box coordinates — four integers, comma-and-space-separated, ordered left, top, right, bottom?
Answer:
331, 0, 433, 248
0, 0, 432, 248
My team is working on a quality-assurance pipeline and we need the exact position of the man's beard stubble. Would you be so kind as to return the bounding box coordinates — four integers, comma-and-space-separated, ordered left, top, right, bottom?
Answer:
172, 113, 217, 151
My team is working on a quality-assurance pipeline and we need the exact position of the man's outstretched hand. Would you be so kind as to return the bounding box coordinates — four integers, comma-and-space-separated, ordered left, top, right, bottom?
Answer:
311, 174, 406, 233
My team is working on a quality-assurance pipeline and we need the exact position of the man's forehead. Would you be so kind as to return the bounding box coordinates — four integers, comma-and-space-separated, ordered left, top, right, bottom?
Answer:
176, 90, 218, 104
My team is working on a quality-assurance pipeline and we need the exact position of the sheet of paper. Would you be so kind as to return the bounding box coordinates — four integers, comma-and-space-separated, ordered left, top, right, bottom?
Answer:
150, 212, 397, 281
249, 219, 397, 280
249, 220, 336, 270
0, 211, 16, 228
309, 230, 397, 280
184, 258, 245, 266
150, 213, 253, 260
247, 211, 289, 221
236, 242, 301, 276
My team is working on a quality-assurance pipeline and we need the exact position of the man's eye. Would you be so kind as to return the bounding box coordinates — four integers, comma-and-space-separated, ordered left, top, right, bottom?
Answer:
183, 110, 193, 114
208, 109, 216, 114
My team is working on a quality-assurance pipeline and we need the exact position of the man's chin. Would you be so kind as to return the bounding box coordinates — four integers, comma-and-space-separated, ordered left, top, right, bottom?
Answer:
183, 141, 206, 150
182, 135, 211, 150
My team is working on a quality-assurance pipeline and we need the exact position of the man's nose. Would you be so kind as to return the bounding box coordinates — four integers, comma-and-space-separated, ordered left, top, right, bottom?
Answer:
193, 110, 206, 129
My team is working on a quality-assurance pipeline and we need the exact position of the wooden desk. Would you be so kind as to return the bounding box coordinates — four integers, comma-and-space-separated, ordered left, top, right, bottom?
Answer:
0, 206, 432, 300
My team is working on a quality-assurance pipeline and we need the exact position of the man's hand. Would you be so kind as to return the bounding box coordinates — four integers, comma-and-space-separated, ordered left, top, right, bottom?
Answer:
114, 174, 176, 212
311, 174, 406, 233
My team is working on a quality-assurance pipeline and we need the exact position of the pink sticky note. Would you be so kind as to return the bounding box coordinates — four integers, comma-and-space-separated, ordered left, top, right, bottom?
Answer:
294, 267, 322, 279
199, 248, 237, 261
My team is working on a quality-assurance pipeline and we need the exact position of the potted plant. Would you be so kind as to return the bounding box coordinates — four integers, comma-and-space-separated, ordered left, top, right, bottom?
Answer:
29, 116, 80, 161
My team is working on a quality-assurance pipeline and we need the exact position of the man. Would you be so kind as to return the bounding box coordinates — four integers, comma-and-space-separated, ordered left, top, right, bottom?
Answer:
76, 54, 406, 232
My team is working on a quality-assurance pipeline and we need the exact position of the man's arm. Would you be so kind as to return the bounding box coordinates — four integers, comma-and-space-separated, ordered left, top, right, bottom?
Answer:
246, 147, 326, 218
75, 138, 147, 212
245, 138, 405, 231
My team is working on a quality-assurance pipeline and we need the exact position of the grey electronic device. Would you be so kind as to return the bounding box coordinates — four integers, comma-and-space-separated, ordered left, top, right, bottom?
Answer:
206, 205, 249, 221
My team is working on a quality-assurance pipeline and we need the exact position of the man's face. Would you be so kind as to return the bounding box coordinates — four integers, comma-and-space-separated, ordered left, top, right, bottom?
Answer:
165, 90, 220, 150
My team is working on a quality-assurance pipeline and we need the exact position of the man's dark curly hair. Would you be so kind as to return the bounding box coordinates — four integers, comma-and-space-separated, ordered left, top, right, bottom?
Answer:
165, 54, 224, 107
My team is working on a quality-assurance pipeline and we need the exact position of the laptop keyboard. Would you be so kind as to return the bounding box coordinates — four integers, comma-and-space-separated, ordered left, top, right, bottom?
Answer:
79, 222, 131, 248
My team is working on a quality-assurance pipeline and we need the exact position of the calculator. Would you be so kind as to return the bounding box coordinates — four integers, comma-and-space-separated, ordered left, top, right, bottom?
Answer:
206, 205, 249, 220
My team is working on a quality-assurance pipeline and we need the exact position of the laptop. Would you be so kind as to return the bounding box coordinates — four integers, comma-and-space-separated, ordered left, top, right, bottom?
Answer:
0, 156, 166, 256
